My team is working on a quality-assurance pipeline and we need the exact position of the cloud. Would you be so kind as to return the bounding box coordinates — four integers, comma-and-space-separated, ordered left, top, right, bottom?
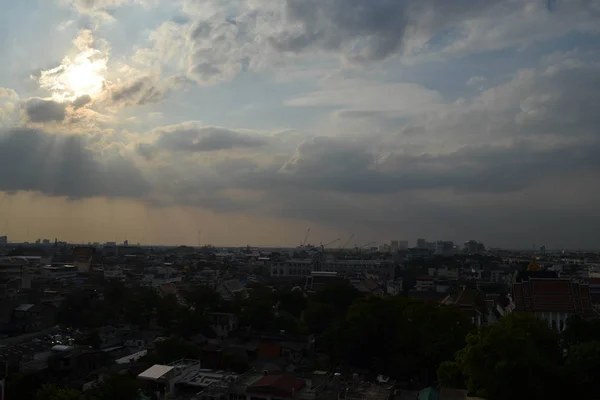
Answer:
0, 128, 149, 199
0, 88, 19, 123
72, 94, 92, 109
23, 98, 67, 123
109, 76, 168, 107
270, 0, 600, 62
62, 0, 155, 23
34, 30, 108, 102
0, 88, 18, 100
147, 122, 268, 153
467, 76, 486, 86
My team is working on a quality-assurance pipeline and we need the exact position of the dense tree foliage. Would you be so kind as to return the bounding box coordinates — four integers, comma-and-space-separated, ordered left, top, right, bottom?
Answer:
36, 384, 81, 400
440, 314, 568, 400
324, 296, 471, 386
84, 372, 140, 400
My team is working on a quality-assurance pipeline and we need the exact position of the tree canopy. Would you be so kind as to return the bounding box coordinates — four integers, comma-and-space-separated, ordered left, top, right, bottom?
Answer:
323, 296, 471, 386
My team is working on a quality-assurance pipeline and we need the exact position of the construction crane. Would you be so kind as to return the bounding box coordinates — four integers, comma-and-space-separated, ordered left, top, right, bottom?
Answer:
357, 242, 376, 251
321, 238, 340, 249
341, 234, 355, 249
302, 228, 311, 246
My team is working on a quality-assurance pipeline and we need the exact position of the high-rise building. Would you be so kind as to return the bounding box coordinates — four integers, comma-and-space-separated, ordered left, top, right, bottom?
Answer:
0, 236, 7, 246
398, 240, 409, 250
417, 238, 427, 249
464, 240, 485, 255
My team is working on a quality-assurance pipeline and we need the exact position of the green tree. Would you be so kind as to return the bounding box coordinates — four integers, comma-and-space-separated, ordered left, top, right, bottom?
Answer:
84, 373, 140, 400
238, 286, 277, 330
565, 340, 600, 398
304, 301, 336, 334
451, 313, 565, 400
150, 337, 201, 364
324, 296, 471, 385
36, 384, 82, 400
313, 283, 362, 316
278, 289, 307, 319
5, 370, 45, 400
562, 315, 600, 348
183, 285, 222, 312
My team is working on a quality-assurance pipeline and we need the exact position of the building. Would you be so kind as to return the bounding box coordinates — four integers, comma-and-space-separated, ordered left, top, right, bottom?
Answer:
464, 240, 485, 255
305, 271, 346, 292
271, 258, 394, 279
0, 236, 7, 246
512, 270, 598, 331
199, 370, 316, 400
434, 241, 455, 257
138, 359, 202, 398
72, 246, 95, 272
271, 259, 315, 278
41, 265, 78, 280
415, 276, 435, 291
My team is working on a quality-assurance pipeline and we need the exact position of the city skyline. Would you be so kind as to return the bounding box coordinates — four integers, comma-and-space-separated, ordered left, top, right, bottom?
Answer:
1, 1, 600, 249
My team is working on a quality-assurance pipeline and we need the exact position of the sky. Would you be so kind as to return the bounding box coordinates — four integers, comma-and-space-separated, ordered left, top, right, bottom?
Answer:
1, 0, 600, 249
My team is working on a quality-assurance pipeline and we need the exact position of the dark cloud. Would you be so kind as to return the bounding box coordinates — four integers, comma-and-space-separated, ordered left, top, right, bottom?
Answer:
0, 128, 149, 199
72, 94, 92, 109
110, 77, 167, 107
23, 98, 66, 123
153, 124, 267, 152
271, 0, 505, 61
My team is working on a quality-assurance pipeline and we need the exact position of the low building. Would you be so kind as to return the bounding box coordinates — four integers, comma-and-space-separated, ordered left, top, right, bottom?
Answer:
415, 276, 435, 291
512, 270, 598, 331
41, 265, 78, 280
138, 359, 202, 398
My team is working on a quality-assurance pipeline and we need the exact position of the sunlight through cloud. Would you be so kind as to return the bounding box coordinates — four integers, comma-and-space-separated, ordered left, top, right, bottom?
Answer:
36, 30, 108, 102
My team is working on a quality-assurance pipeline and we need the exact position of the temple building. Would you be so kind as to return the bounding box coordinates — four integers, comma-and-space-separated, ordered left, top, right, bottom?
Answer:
512, 264, 597, 331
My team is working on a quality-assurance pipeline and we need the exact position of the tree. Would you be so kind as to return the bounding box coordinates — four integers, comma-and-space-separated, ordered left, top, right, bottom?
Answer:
278, 289, 307, 319
36, 384, 81, 400
238, 286, 277, 330
562, 315, 600, 348
324, 296, 471, 386
5, 370, 45, 400
565, 340, 600, 398
84, 373, 140, 400
304, 301, 336, 335
150, 337, 201, 364
313, 284, 362, 317
183, 285, 222, 312
449, 313, 565, 400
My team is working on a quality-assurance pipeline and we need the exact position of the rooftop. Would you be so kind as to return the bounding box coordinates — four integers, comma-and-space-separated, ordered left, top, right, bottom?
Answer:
138, 364, 174, 380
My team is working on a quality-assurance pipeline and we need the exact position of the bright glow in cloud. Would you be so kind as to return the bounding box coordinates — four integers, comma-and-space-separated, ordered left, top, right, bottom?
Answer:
36, 31, 108, 102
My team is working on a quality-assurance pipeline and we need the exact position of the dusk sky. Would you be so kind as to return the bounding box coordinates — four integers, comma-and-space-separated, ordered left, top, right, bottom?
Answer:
1, 0, 599, 248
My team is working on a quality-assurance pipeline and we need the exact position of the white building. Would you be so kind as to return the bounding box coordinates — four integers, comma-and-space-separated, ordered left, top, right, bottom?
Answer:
41, 265, 78, 280
138, 359, 202, 398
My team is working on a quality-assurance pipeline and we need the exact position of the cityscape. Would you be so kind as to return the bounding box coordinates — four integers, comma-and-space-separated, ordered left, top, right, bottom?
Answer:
2, 0, 600, 399
0, 235, 599, 399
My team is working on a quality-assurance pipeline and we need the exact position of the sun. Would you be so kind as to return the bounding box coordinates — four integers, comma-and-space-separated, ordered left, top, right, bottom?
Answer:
38, 48, 107, 102
63, 52, 106, 99
65, 60, 105, 98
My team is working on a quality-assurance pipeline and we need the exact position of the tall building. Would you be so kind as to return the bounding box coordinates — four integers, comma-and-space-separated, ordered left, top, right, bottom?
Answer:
398, 240, 409, 250
417, 238, 427, 249
435, 241, 455, 257
0, 236, 7, 246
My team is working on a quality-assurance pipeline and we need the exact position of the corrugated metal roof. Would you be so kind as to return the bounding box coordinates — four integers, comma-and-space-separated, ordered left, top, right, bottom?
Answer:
138, 364, 174, 380
15, 304, 35, 312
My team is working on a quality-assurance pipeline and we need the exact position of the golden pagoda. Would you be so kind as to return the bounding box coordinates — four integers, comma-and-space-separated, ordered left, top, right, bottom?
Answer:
527, 254, 541, 271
